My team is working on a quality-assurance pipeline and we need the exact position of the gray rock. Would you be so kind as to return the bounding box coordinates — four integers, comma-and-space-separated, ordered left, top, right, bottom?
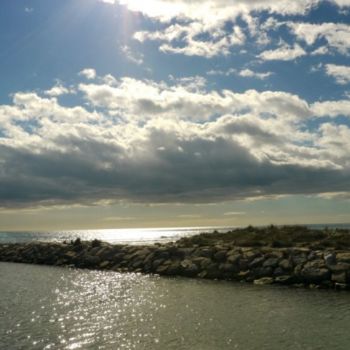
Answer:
303, 259, 325, 270
279, 259, 293, 271
227, 254, 240, 264
331, 272, 347, 284
301, 267, 330, 283
275, 275, 294, 284
254, 277, 274, 285
219, 263, 237, 273
273, 267, 285, 277
213, 250, 227, 262
180, 259, 199, 276
99, 261, 110, 269
249, 257, 265, 268
324, 252, 336, 266
251, 266, 273, 278
336, 252, 350, 263
263, 257, 279, 268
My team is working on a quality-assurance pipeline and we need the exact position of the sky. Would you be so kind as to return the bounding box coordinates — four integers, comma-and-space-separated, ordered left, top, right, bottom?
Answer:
0, 0, 350, 231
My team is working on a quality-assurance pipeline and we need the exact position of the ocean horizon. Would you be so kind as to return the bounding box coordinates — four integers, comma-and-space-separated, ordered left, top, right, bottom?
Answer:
1, 222, 350, 245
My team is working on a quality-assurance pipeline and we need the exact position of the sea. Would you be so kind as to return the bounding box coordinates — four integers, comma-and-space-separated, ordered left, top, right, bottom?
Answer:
1, 224, 350, 350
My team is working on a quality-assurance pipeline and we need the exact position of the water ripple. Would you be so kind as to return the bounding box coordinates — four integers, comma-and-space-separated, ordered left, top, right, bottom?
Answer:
1, 262, 350, 349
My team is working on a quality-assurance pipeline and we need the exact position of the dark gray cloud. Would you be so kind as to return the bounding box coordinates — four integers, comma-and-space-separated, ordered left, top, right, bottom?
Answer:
0, 130, 349, 209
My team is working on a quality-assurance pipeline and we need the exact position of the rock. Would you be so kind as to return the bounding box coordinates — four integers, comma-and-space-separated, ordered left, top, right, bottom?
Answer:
99, 261, 110, 269
275, 275, 294, 284
156, 265, 169, 275
263, 258, 279, 268
301, 267, 330, 283
167, 261, 181, 275
273, 267, 285, 277
155, 248, 170, 260
251, 267, 273, 279
219, 263, 237, 273
244, 250, 259, 261
227, 254, 240, 264
84, 255, 101, 267
303, 259, 326, 270
239, 258, 249, 271
279, 259, 293, 271
249, 257, 265, 268
152, 259, 165, 269
91, 239, 102, 248
331, 272, 347, 284
131, 259, 144, 269
195, 247, 213, 258
254, 277, 274, 285
291, 254, 308, 266
202, 263, 220, 279
324, 252, 336, 266
334, 283, 349, 290
180, 259, 199, 276
328, 263, 350, 272
64, 251, 77, 259
336, 252, 350, 263
213, 250, 227, 262
237, 271, 250, 280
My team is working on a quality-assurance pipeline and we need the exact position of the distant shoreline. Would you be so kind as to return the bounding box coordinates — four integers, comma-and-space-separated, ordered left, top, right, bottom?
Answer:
1, 225, 350, 290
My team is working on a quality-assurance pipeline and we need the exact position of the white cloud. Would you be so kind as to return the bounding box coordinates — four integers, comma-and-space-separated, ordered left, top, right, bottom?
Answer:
135, 22, 245, 58
288, 22, 350, 55
1, 72, 350, 208
238, 69, 273, 79
324, 63, 350, 84
79, 68, 97, 80
44, 83, 71, 97
100, 1, 350, 59
259, 43, 306, 61
208, 68, 272, 79
120, 45, 144, 65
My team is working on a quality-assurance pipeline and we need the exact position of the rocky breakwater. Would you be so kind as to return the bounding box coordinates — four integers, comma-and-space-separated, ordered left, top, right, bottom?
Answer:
2, 231, 350, 290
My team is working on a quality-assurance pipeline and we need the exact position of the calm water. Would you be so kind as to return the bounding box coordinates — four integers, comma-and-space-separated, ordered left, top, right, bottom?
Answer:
1, 262, 350, 350
0, 227, 223, 245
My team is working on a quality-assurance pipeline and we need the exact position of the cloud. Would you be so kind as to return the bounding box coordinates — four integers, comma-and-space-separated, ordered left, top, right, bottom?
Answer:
288, 22, 350, 55
223, 211, 246, 216
259, 43, 306, 61
99, 1, 350, 59
238, 69, 273, 79
120, 45, 144, 65
79, 68, 97, 80
0, 72, 350, 209
208, 68, 272, 79
44, 83, 71, 97
134, 23, 245, 58
324, 63, 350, 84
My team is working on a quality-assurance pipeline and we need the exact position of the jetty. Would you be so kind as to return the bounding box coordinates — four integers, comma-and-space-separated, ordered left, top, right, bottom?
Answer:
1, 225, 350, 290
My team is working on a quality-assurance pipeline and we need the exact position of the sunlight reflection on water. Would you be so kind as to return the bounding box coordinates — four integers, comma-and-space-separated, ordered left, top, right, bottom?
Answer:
2, 262, 350, 350
0, 227, 223, 245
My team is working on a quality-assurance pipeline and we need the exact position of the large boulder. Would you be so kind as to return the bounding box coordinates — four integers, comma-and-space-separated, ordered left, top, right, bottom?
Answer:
301, 267, 330, 283
213, 250, 227, 262
336, 252, 350, 263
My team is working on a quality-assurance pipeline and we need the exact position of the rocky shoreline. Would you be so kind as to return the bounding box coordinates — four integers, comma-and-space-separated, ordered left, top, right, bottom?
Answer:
1, 226, 350, 290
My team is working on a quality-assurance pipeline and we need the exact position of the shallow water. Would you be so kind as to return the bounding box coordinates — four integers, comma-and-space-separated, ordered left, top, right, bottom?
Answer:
1, 262, 350, 349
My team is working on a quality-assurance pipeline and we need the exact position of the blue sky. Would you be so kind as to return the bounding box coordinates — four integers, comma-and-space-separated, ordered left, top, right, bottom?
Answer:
0, 0, 350, 230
